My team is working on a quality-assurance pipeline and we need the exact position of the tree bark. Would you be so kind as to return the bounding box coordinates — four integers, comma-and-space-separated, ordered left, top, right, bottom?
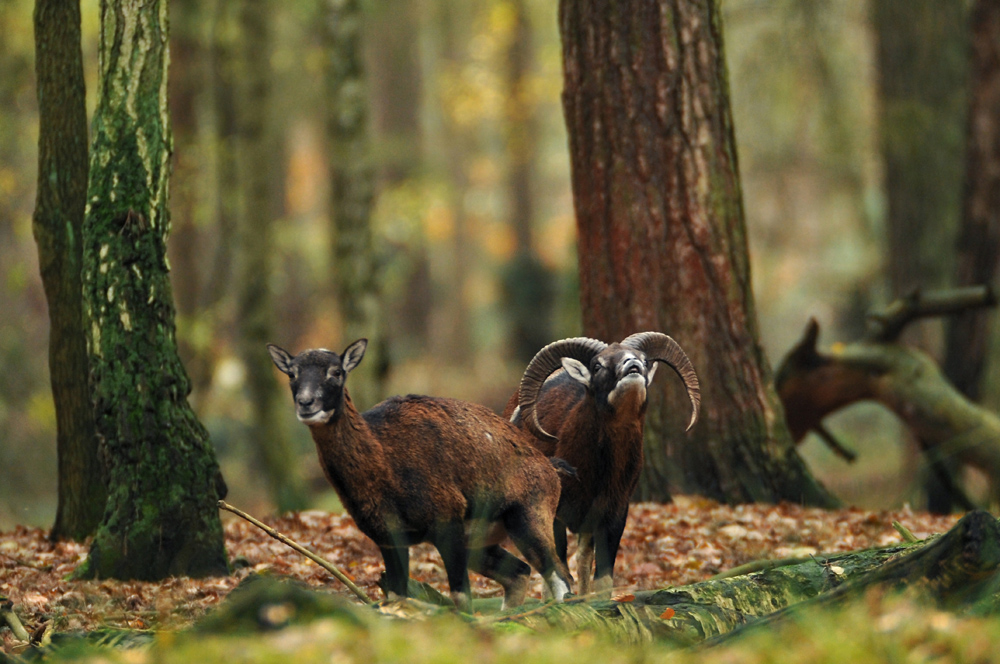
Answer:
32, 0, 107, 542
558, 0, 835, 506
79, 0, 228, 579
235, 0, 308, 514
943, 0, 1000, 402
322, 0, 383, 409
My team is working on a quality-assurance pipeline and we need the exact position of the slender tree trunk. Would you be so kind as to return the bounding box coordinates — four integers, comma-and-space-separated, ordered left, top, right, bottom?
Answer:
559, 0, 835, 506
873, 0, 968, 513
436, 0, 473, 365
873, 0, 967, 348
367, 0, 430, 355
32, 0, 106, 541
322, 0, 383, 408
79, 0, 228, 579
500, 0, 555, 364
168, 0, 215, 405
944, 0, 1000, 402
235, 0, 308, 514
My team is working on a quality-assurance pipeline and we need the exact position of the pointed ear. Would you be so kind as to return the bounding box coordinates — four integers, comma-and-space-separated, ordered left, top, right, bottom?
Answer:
267, 344, 295, 375
646, 362, 658, 385
561, 357, 591, 387
342, 339, 368, 373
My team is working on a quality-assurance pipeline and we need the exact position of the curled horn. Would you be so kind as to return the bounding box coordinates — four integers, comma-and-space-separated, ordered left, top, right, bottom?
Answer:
518, 337, 608, 442
621, 331, 701, 431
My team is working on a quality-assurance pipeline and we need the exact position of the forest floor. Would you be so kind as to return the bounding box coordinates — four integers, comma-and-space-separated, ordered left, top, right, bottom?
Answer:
0, 496, 961, 649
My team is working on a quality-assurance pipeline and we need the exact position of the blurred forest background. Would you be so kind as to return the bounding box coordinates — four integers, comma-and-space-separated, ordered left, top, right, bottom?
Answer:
0, 0, 988, 528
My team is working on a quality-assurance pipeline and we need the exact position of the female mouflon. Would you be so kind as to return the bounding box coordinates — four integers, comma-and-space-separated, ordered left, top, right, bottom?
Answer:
268, 339, 572, 610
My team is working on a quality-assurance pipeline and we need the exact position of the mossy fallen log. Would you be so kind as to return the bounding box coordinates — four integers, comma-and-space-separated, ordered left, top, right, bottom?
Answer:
493, 510, 1000, 646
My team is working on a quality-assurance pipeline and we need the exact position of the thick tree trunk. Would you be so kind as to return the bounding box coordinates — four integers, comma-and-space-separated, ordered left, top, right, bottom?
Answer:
235, 0, 308, 514
322, 0, 383, 409
943, 0, 1000, 402
558, 0, 834, 506
32, 0, 106, 541
80, 0, 228, 579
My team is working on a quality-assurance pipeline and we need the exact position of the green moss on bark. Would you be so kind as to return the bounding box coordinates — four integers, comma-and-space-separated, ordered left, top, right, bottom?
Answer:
79, 0, 227, 580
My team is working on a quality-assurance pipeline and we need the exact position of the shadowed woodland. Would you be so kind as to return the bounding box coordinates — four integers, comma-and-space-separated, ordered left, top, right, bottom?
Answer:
4, 0, 1000, 660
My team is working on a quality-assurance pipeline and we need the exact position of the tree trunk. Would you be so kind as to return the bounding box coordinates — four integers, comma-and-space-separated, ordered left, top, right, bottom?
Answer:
500, 0, 556, 365
558, 0, 835, 506
366, 0, 430, 355
322, 0, 383, 409
436, 0, 473, 366
943, 0, 1000, 402
32, 0, 106, 542
79, 0, 228, 579
873, 0, 967, 349
167, 0, 214, 406
235, 0, 308, 514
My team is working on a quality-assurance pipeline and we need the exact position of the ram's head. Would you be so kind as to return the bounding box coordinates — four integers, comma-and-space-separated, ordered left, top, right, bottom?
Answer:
516, 332, 701, 442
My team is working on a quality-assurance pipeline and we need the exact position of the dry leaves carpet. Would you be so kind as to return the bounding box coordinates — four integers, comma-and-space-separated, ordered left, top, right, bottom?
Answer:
0, 497, 959, 650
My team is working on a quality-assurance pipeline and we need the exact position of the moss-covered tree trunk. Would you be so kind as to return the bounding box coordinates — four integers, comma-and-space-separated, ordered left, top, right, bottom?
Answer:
943, 0, 1000, 402
80, 0, 228, 579
32, 0, 107, 541
235, 0, 308, 514
558, 0, 835, 506
322, 0, 383, 408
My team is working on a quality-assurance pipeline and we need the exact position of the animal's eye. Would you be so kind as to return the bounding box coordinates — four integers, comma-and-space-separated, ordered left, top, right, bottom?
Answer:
328, 368, 344, 379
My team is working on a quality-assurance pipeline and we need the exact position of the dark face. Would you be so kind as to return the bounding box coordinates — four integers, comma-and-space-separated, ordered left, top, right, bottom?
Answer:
564, 343, 654, 412
267, 340, 367, 426
285, 351, 347, 425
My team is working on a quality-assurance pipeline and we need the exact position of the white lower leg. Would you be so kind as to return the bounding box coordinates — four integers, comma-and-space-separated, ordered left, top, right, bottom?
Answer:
545, 571, 570, 602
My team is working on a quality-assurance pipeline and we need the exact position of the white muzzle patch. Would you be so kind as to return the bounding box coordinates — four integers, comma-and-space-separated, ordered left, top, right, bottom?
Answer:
298, 409, 335, 425
607, 374, 646, 408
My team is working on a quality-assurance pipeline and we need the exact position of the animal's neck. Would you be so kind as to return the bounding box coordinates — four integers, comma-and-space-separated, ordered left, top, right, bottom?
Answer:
309, 391, 389, 495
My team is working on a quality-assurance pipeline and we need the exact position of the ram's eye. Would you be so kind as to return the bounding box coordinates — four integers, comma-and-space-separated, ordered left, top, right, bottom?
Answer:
328, 368, 344, 379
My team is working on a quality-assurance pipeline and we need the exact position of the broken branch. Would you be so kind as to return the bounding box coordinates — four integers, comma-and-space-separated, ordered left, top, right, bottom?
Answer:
218, 500, 373, 604
866, 285, 996, 342
0, 594, 30, 642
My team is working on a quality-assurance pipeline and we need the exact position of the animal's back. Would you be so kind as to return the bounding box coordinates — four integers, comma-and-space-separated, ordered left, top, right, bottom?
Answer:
364, 395, 559, 517
505, 371, 588, 457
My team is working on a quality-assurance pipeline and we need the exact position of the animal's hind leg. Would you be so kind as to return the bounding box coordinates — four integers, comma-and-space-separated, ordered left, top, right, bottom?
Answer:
503, 506, 573, 601
575, 532, 595, 595
435, 521, 473, 612
378, 545, 410, 601
468, 545, 532, 610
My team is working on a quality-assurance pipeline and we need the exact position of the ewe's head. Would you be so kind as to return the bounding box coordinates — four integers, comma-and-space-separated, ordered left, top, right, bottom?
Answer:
517, 332, 700, 442
267, 339, 367, 426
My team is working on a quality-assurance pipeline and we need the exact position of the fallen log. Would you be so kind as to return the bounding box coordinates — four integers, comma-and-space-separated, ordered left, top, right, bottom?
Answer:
496, 511, 1000, 646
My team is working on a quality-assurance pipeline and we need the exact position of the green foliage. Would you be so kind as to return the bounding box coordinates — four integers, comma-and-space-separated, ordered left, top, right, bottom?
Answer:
23, 594, 1000, 664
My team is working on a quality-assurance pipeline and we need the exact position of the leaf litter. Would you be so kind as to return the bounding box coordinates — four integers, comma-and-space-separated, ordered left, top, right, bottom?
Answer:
0, 496, 960, 650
